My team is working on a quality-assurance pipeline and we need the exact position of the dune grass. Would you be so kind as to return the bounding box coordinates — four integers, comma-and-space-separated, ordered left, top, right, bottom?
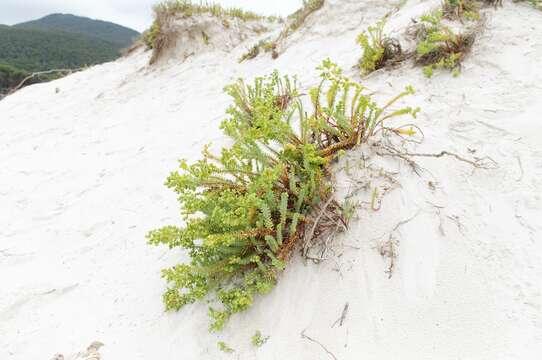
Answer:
153, 0, 270, 22
238, 40, 277, 63
287, 0, 325, 32
142, 0, 281, 63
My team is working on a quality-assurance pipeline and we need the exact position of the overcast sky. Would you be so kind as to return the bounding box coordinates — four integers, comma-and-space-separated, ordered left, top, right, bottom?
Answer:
0, 0, 302, 32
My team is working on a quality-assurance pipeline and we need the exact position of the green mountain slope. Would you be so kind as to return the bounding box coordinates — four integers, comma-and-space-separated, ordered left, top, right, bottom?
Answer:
14, 13, 140, 48
0, 25, 121, 72
0, 14, 140, 96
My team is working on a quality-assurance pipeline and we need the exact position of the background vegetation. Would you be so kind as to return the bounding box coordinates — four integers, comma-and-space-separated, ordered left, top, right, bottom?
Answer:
14, 13, 139, 48
0, 25, 119, 71
0, 14, 139, 96
0, 64, 28, 95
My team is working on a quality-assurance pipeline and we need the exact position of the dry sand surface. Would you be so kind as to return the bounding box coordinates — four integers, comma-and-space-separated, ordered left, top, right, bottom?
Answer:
1, 0, 541, 359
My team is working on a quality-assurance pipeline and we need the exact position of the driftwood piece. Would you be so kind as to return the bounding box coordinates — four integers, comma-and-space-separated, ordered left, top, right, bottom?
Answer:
7, 68, 83, 96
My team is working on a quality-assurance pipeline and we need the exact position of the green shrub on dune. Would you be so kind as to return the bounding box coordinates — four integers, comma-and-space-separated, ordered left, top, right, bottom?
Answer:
148, 60, 419, 331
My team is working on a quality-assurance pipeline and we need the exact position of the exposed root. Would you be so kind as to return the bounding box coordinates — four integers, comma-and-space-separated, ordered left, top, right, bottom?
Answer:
302, 197, 349, 263
374, 38, 410, 71
375, 143, 498, 170
375, 144, 424, 176
301, 153, 402, 264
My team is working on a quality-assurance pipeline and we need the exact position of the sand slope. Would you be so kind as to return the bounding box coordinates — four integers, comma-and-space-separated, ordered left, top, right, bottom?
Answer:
1, 0, 541, 359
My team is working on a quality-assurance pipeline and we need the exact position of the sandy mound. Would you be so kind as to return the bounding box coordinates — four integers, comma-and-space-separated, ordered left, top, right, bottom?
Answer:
149, 13, 274, 64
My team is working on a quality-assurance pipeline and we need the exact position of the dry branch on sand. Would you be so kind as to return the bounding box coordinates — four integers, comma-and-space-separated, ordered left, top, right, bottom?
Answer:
375, 143, 498, 171
5, 68, 82, 96
331, 302, 349, 327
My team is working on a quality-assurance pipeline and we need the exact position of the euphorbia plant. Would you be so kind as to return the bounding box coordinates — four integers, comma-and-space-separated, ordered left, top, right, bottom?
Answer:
148, 60, 419, 331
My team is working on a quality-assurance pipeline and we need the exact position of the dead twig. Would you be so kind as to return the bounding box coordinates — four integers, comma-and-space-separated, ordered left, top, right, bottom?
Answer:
301, 329, 338, 360
426, 201, 446, 236
372, 211, 420, 240
390, 211, 420, 234
447, 214, 466, 236
515, 155, 524, 182
379, 234, 397, 279
332, 302, 349, 328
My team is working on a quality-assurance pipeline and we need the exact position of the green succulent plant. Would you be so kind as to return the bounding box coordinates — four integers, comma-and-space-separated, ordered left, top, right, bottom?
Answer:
357, 19, 403, 76
148, 60, 419, 331
415, 11, 476, 77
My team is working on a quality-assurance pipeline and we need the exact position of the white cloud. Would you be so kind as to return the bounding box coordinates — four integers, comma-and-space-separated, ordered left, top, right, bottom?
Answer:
0, 0, 302, 32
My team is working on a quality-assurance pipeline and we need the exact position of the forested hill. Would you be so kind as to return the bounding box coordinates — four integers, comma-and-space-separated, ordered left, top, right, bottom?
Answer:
0, 14, 139, 96
14, 14, 140, 48
0, 25, 122, 72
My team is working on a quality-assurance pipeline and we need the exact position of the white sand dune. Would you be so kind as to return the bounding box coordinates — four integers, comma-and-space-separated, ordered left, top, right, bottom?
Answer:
1, 0, 541, 359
